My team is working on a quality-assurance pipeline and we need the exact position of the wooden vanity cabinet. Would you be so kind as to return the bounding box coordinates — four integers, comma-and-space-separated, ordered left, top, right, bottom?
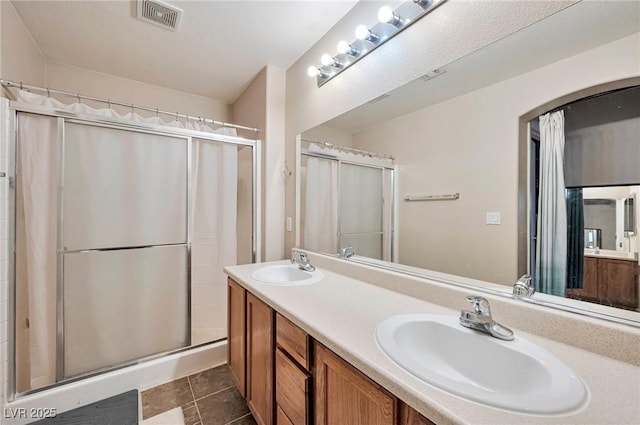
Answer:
567, 257, 638, 309
227, 278, 246, 395
598, 258, 638, 308
246, 292, 275, 425
399, 403, 436, 425
227, 279, 437, 425
314, 342, 396, 425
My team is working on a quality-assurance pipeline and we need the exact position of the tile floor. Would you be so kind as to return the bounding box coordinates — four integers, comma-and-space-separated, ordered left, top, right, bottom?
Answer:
141, 365, 256, 425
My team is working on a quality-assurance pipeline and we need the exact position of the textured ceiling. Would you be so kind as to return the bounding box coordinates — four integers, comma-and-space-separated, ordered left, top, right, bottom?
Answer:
11, 0, 358, 103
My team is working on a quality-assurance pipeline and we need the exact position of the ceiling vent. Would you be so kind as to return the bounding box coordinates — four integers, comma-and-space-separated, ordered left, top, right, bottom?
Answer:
137, 0, 182, 31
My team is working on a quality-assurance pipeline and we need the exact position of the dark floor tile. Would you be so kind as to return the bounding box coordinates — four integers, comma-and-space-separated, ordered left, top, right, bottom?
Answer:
141, 377, 194, 419
182, 403, 201, 425
32, 390, 138, 425
189, 365, 235, 399
227, 413, 257, 425
197, 387, 250, 425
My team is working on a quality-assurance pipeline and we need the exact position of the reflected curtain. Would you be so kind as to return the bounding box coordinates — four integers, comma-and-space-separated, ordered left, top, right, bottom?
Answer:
304, 157, 339, 253
535, 111, 567, 297
566, 188, 584, 289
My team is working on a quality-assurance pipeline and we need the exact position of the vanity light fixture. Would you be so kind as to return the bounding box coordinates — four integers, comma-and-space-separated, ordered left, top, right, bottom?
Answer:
413, 0, 432, 8
307, 0, 447, 87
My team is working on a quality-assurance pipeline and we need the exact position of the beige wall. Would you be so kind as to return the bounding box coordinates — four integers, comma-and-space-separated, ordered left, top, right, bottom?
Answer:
302, 125, 353, 148
350, 33, 640, 285
232, 65, 287, 261
284, 0, 577, 254
1, 1, 45, 86
45, 62, 231, 122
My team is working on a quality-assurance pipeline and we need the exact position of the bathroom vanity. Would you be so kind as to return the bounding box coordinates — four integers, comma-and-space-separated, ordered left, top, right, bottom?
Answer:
227, 277, 429, 425
225, 253, 640, 425
566, 252, 639, 310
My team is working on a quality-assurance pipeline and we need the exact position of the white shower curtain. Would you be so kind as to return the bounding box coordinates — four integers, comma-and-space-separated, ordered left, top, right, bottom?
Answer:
190, 139, 238, 345
18, 113, 58, 389
535, 111, 567, 297
304, 157, 339, 253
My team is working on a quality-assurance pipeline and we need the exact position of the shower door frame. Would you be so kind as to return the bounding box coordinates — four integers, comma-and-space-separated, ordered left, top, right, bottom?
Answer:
4, 100, 262, 400
297, 142, 397, 262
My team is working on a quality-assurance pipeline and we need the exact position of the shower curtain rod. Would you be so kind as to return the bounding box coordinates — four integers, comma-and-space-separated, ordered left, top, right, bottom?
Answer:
301, 138, 394, 161
1, 79, 260, 133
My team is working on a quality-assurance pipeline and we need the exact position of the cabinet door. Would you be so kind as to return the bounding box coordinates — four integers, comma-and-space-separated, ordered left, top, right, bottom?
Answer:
399, 402, 436, 425
599, 259, 638, 308
568, 256, 599, 301
314, 343, 395, 425
228, 278, 246, 395
276, 348, 310, 425
247, 293, 274, 425
582, 256, 600, 299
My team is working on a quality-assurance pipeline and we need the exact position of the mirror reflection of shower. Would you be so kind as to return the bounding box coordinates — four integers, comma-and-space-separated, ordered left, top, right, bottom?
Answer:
299, 139, 396, 262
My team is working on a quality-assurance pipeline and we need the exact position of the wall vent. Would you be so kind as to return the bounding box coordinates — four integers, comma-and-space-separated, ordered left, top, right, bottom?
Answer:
137, 0, 182, 31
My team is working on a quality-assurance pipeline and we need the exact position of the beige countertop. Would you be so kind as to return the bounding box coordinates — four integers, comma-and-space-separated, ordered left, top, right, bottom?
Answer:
225, 259, 640, 425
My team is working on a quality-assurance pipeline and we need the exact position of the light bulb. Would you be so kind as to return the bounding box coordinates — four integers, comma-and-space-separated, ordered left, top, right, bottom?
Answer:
337, 40, 359, 56
321, 54, 334, 67
378, 6, 394, 23
355, 25, 370, 41
378, 5, 402, 26
336, 40, 350, 54
307, 66, 319, 77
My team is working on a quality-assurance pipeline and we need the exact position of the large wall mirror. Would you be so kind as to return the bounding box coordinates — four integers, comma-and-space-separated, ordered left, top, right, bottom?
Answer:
296, 1, 640, 325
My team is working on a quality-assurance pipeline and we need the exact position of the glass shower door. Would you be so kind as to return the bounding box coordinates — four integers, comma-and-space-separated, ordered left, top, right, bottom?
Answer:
61, 122, 189, 379
338, 163, 384, 259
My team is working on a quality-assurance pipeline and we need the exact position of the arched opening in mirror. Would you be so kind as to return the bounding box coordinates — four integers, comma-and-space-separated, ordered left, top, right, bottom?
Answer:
519, 78, 640, 312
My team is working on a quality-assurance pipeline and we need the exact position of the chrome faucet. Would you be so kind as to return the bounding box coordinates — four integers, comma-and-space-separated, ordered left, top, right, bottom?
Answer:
340, 246, 355, 259
513, 274, 535, 298
291, 251, 316, 272
459, 296, 514, 341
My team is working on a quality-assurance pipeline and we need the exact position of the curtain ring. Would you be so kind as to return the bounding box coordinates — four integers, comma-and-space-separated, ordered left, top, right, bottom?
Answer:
131, 104, 135, 114
19, 82, 23, 90
175, 112, 178, 121
77, 93, 81, 103
156, 108, 159, 118
107, 99, 111, 109
46, 88, 50, 98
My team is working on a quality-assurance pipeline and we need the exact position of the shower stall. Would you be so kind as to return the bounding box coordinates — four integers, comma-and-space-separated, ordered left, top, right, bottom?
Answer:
298, 139, 396, 261
1, 84, 260, 400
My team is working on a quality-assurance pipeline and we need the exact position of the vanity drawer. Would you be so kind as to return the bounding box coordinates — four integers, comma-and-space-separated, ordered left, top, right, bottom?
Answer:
276, 348, 310, 425
276, 313, 310, 370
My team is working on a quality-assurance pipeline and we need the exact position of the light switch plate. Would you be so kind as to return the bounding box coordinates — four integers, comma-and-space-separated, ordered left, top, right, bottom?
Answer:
486, 212, 501, 225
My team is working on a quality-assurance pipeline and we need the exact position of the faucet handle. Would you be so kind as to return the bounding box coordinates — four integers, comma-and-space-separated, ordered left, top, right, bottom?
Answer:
513, 274, 535, 297
299, 252, 309, 264
465, 296, 491, 316
340, 246, 355, 258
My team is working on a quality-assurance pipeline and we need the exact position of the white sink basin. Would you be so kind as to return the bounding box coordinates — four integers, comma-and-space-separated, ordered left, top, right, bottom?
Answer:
250, 264, 323, 286
375, 314, 588, 414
